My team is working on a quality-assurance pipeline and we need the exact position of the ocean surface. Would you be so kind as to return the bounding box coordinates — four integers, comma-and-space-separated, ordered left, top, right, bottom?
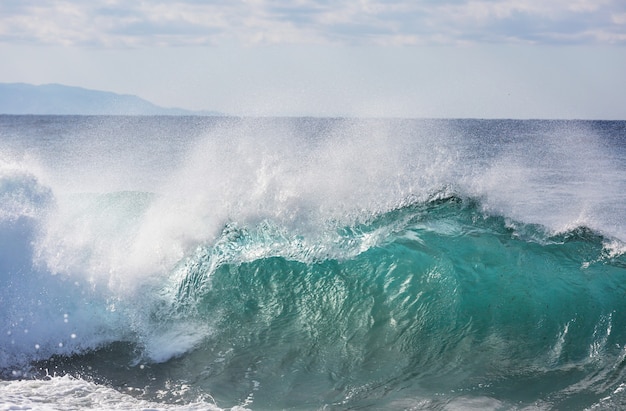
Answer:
1, 116, 626, 410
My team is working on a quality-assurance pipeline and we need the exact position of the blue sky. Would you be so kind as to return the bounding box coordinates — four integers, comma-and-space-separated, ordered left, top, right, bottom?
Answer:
1, 0, 626, 118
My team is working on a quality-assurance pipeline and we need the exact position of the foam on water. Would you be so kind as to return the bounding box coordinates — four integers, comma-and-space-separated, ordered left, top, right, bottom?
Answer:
0, 376, 228, 411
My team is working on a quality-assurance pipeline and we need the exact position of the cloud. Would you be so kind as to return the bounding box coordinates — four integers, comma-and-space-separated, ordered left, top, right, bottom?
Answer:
0, 0, 625, 47
430, 0, 626, 44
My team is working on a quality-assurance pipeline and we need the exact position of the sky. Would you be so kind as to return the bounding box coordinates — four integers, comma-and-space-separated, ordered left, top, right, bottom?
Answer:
1, 0, 626, 118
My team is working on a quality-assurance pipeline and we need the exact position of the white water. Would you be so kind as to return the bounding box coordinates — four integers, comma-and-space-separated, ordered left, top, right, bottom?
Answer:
0, 376, 228, 411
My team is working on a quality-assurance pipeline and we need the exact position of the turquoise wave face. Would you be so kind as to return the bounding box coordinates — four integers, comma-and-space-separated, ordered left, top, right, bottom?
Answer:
34, 197, 626, 410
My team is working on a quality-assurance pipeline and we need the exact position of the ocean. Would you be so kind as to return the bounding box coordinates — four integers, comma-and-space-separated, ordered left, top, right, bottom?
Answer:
1, 116, 626, 410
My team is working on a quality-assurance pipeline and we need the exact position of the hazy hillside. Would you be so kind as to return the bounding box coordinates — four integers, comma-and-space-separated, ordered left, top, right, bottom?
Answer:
0, 83, 220, 115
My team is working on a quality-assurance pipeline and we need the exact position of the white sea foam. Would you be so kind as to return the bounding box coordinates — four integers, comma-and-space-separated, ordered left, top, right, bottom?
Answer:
0, 376, 229, 411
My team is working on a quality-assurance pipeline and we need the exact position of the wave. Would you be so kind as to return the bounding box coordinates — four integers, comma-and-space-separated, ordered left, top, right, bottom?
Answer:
132, 197, 626, 409
3, 177, 626, 408
2, 117, 626, 409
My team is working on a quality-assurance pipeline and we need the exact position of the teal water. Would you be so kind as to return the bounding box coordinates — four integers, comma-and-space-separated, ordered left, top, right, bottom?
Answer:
1, 117, 626, 410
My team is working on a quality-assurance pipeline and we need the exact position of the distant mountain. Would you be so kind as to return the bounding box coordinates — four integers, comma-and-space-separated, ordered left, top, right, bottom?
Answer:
0, 83, 222, 115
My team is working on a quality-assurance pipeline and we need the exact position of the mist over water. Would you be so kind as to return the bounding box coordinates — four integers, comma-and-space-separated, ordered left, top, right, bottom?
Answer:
1, 116, 626, 410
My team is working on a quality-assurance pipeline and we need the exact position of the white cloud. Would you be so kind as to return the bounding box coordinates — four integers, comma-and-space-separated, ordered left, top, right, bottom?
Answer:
0, 0, 625, 47
439, 0, 611, 21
